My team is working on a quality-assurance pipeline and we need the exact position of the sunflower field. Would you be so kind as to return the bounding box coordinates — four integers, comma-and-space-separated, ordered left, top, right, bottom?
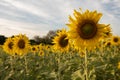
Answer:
0, 9, 120, 80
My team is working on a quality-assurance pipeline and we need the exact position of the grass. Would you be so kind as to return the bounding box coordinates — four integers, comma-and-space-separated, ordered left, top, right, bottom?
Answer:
0, 45, 120, 80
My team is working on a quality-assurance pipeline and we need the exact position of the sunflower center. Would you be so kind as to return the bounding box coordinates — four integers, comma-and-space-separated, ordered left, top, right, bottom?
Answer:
107, 42, 111, 46
79, 21, 97, 39
37, 46, 39, 49
59, 35, 68, 48
40, 52, 43, 55
18, 39, 25, 49
113, 38, 118, 42
32, 47, 36, 51
8, 42, 13, 49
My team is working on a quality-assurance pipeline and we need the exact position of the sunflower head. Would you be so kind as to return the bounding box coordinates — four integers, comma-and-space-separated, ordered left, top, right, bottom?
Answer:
52, 29, 69, 52
0, 45, 2, 49
3, 38, 14, 55
37, 45, 40, 50
13, 34, 30, 55
106, 42, 111, 46
67, 9, 111, 50
104, 41, 112, 48
79, 51, 85, 57
104, 27, 112, 37
111, 36, 120, 46
118, 62, 120, 69
39, 50, 44, 56
31, 45, 38, 53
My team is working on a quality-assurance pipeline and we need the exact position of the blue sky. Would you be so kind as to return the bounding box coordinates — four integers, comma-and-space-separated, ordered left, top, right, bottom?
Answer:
0, 0, 120, 39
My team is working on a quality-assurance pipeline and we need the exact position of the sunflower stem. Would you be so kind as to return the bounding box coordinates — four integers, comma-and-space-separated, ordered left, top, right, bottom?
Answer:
58, 53, 61, 80
4, 56, 15, 80
57, 52, 62, 80
10, 56, 14, 71
24, 55, 28, 76
84, 49, 88, 80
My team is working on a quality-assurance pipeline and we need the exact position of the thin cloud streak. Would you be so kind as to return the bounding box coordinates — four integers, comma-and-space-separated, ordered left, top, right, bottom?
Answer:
4, 0, 51, 18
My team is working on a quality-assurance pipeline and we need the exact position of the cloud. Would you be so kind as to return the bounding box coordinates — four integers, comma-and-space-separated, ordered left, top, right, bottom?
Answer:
4, 0, 51, 18
0, 0, 120, 38
0, 18, 49, 38
99, 0, 120, 35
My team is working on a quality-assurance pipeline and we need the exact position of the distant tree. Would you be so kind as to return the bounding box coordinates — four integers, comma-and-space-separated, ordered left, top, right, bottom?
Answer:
11, 35, 15, 38
46, 30, 57, 39
45, 30, 58, 45
33, 36, 41, 44
42, 36, 51, 44
32, 30, 58, 45
0, 35, 7, 45
29, 39, 37, 45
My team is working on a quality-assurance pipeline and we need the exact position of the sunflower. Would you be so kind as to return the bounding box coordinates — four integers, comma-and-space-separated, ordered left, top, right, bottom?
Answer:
0, 45, 3, 49
79, 51, 85, 57
39, 44, 45, 50
36, 45, 40, 50
13, 34, 30, 55
67, 9, 111, 50
111, 36, 120, 46
30, 45, 38, 53
38, 50, 44, 56
3, 38, 14, 55
45, 45, 51, 50
118, 62, 120, 69
52, 29, 69, 52
105, 41, 112, 47
104, 27, 112, 37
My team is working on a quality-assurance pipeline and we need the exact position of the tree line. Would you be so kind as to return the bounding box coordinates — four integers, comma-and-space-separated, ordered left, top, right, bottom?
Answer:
0, 30, 58, 45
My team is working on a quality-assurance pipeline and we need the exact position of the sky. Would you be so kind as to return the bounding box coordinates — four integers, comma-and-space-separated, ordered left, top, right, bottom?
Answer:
0, 0, 120, 39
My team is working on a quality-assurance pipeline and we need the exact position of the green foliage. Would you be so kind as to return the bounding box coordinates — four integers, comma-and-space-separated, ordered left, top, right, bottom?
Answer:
0, 46, 120, 80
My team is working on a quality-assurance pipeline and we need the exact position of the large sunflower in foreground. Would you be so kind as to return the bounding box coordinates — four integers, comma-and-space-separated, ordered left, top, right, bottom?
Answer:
3, 38, 14, 55
52, 29, 69, 52
13, 34, 30, 55
67, 9, 111, 50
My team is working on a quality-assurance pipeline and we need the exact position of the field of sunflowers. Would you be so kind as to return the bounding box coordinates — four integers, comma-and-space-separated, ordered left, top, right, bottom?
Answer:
0, 9, 120, 80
